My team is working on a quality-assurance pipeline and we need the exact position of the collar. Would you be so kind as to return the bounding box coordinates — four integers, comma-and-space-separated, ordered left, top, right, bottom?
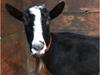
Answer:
45, 36, 52, 52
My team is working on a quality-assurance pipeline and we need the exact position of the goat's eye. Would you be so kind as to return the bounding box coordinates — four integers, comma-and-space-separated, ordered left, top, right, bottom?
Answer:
22, 17, 27, 23
46, 17, 51, 25
47, 17, 51, 21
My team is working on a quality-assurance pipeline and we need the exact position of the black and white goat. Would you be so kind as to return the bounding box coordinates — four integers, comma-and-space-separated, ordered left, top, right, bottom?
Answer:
6, 1, 99, 75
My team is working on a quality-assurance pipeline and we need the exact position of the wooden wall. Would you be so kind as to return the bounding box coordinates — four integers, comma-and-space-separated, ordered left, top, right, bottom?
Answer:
1, 0, 99, 75
1, 0, 29, 75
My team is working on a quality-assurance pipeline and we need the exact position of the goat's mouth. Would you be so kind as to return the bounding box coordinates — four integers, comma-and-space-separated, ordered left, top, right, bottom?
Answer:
31, 47, 46, 58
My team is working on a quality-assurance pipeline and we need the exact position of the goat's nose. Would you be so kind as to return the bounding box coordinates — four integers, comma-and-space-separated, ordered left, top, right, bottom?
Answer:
32, 42, 44, 50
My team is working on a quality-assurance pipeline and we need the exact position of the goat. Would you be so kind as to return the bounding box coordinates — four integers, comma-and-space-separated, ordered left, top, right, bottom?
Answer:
5, 1, 99, 75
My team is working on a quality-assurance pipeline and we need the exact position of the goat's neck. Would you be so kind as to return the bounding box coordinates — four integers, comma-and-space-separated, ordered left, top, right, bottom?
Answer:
42, 34, 53, 68
42, 33, 56, 69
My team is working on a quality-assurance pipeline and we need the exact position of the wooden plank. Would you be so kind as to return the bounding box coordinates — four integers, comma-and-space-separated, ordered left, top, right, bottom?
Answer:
1, 35, 16, 62
15, 66, 28, 75
1, 0, 7, 11
50, 13, 99, 36
1, 61, 14, 75
23, 0, 99, 12
64, 0, 99, 13
1, 49, 27, 75
1, 31, 24, 62
1, 12, 24, 37
1, 0, 29, 75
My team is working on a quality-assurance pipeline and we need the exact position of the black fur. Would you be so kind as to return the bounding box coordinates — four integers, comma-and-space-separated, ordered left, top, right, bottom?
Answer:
22, 10, 35, 50
42, 33, 99, 75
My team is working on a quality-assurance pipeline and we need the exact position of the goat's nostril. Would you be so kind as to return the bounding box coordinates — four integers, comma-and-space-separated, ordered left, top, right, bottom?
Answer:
32, 41, 44, 50
39, 41, 44, 45
32, 44, 44, 50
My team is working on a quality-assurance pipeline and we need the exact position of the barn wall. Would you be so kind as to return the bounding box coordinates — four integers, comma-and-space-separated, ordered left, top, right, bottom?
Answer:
1, 0, 99, 75
1, 0, 29, 75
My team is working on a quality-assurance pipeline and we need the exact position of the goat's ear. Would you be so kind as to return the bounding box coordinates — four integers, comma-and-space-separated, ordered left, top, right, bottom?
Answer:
49, 1, 65, 20
5, 4, 23, 21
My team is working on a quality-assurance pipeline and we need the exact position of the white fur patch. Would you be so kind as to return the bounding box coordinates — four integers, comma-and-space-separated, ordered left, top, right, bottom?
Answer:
29, 6, 47, 55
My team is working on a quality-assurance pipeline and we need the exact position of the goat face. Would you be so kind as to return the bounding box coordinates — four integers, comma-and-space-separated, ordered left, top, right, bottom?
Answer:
5, 1, 65, 58
23, 6, 50, 58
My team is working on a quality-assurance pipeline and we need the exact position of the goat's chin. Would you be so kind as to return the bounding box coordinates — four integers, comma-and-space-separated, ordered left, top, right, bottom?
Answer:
32, 53, 44, 58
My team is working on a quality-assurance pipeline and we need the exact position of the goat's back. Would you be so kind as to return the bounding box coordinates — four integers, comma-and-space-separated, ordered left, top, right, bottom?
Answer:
48, 32, 99, 75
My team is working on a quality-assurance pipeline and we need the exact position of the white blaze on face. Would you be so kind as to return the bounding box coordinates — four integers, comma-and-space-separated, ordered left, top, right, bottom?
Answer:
29, 6, 47, 55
